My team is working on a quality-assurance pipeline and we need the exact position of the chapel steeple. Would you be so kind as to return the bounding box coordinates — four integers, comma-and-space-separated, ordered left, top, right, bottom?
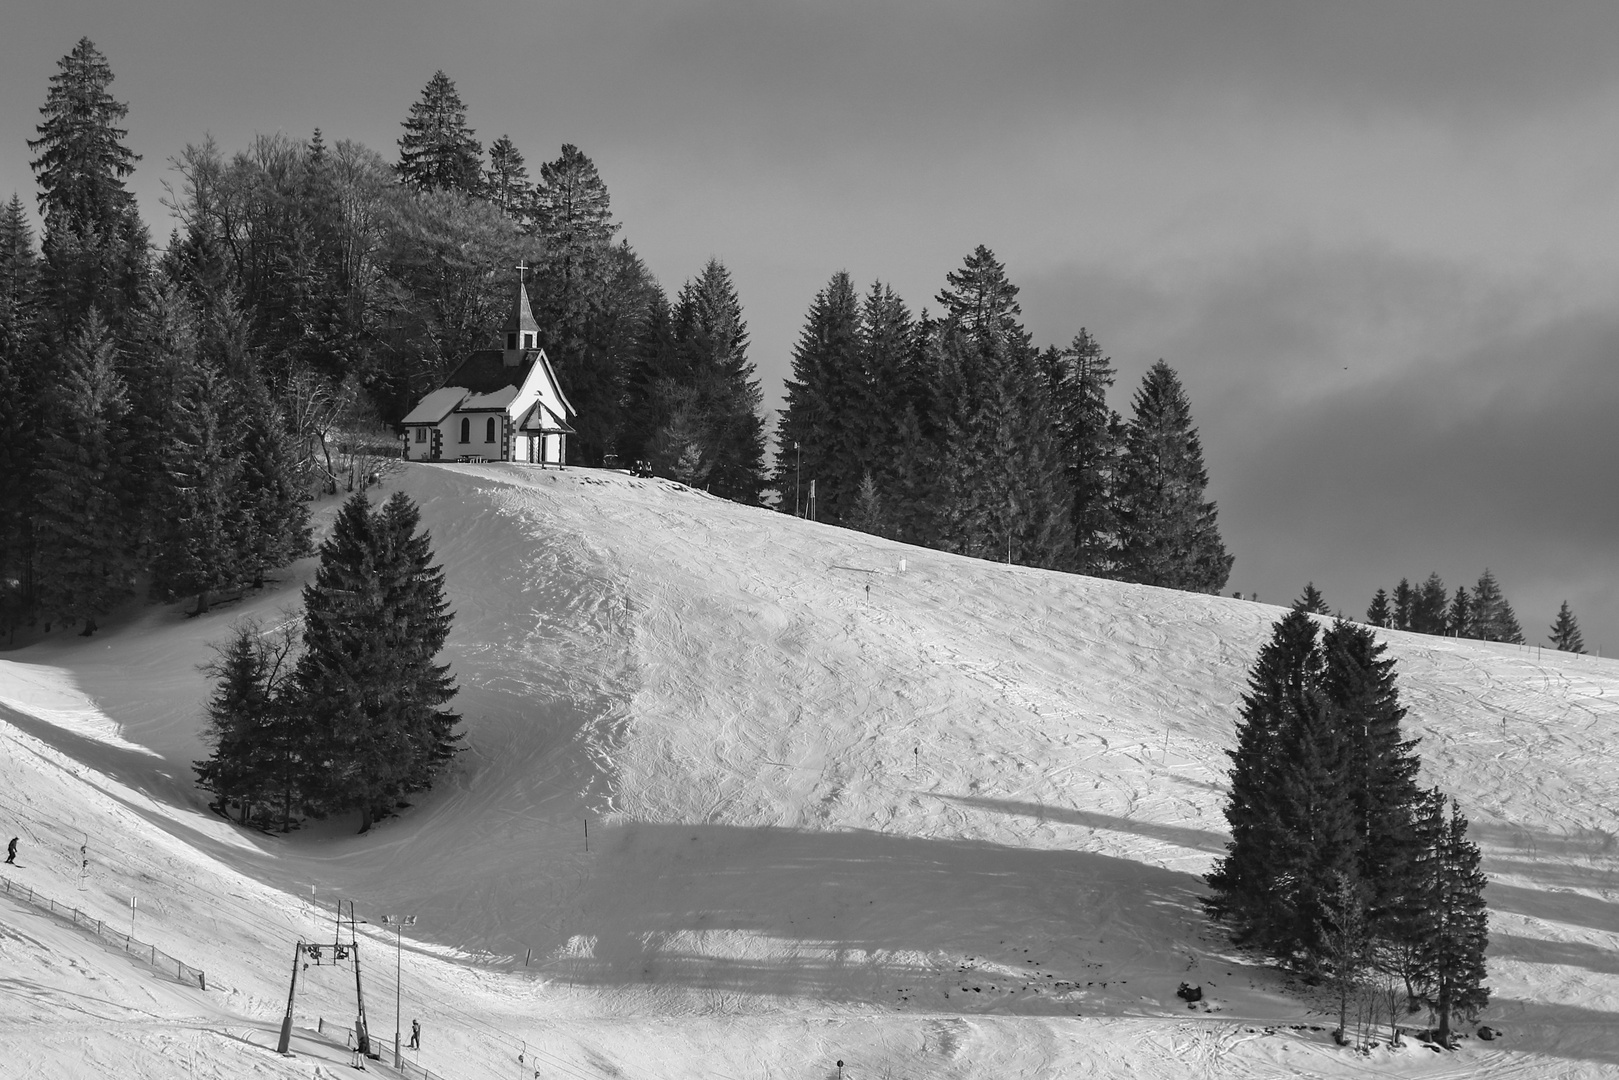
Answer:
502, 261, 540, 366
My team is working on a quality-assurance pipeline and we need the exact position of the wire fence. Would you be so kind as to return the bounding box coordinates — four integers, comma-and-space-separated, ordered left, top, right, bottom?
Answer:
0, 872, 208, 991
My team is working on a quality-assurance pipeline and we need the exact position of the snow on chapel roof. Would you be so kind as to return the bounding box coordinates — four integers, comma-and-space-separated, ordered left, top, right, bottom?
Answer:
401, 387, 467, 425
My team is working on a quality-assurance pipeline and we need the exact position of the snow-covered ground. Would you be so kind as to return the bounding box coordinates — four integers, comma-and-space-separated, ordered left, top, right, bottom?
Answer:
1, 461, 1616, 1079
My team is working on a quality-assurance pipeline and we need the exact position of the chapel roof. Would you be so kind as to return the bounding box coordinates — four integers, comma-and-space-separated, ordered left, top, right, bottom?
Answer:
517, 399, 577, 435
504, 279, 540, 335
401, 387, 467, 425
440, 351, 536, 395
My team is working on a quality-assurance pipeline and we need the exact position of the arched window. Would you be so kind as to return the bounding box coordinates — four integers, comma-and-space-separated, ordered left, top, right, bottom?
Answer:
459, 417, 470, 443
486, 417, 497, 443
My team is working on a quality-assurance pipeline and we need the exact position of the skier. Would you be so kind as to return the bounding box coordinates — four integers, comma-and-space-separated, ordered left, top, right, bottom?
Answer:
409, 1019, 420, 1050
5, 837, 15, 864
347, 1029, 365, 1070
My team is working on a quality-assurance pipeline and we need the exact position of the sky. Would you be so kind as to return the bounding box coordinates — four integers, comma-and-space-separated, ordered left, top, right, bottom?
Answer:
4, 1, 1616, 651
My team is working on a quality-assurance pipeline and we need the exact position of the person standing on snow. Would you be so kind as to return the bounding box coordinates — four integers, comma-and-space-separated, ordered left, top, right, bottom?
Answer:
5, 837, 15, 864
409, 1019, 420, 1050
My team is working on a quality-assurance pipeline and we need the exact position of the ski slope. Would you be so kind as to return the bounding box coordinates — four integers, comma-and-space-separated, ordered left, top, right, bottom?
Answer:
1, 461, 1617, 1079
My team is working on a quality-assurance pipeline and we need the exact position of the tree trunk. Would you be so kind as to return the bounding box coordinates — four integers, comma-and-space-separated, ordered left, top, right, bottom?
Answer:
194, 590, 210, 616
1436, 979, 1452, 1047
358, 805, 373, 834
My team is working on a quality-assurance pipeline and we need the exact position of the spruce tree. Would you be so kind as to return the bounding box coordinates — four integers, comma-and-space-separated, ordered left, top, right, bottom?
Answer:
933, 327, 1073, 570
194, 618, 303, 830
619, 285, 690, 470
1366, 588, 1392, 629
238, 382, 312, 590
1392, 578, 1414, 632
483, 135, 530, 219
1472, 569, 1523, 643
1114, 360, 1232, 593
846, 472, 888, 538
1447, 586, 1473, 638
1273, 678, 1361, 975
1295, 582, 1330, 615
0, 195, 41, 628
1207, 609, 1324, 947
1549, 601, 1585, 653
850, 281, 913, 500
295, 494, 390, 826
773, 271, 864, 523
376, 491, 462, 794
1412, 791, 1489, 1045
1411, 573, 1449, 635
194, 620, 273, 823
294, 492, 459, 831
28, 38, 149, 341
1213, 614, 1425, 977
935, 244, 1028, 347
670, 260, 765, 502
396, 71, 483, 194
884, 403, 940, 547
1044, 330, 1122, 575
152, 342, 243, 614
1494, 599, 1525, 646
1319, 621, 1422, 932
525, 145, 648, 465
33, 311, 132, 635
531, 143, 617, 252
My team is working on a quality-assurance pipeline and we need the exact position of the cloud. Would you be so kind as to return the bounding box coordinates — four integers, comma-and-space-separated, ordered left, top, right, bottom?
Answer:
1019, 243, 1619, 642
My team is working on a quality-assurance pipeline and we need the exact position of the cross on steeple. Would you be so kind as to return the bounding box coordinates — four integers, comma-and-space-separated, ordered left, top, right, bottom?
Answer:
515, 259, 529, 282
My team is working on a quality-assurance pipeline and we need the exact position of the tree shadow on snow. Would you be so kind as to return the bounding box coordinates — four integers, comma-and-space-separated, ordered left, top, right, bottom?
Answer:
1472, 821, 1617, 863
1484, 881, 1619, 936
933, 794, 1227, 854
551, 821, 1229, 1015
1489, 932, 1619, 977
1484, 997, 1619, 1067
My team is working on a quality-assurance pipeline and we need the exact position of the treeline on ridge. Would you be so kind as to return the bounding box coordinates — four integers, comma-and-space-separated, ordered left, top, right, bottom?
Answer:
773, 255, 1234, 591
2, 39, 1238, 647
1297, 574, 1587, 654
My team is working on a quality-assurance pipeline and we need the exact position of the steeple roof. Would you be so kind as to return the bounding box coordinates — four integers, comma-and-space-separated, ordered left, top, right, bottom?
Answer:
504, 269, 539, 335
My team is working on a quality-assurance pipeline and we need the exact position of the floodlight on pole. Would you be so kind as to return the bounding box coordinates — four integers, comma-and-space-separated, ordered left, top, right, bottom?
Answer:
381, 914, 417, 1068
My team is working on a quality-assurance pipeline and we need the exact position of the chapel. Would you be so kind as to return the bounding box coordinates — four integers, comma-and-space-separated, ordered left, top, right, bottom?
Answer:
400, 272, 575, 465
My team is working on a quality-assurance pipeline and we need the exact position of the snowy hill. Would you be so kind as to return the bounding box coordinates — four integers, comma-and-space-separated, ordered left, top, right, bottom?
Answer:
2, 462, 1618, 1079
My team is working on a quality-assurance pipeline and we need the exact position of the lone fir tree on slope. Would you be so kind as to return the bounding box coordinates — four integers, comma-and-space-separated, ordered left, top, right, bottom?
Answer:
296, 491, 460, 832
1209, 613, 1428, 974
1548, 601, 1585, 653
